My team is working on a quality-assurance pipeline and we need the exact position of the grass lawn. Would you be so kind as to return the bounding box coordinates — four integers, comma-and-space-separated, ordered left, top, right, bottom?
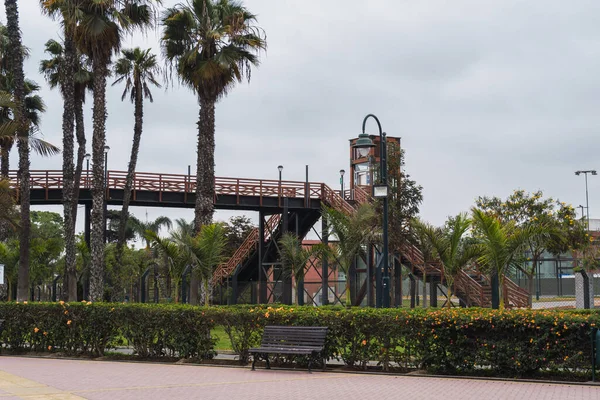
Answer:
211, 326, 232, 351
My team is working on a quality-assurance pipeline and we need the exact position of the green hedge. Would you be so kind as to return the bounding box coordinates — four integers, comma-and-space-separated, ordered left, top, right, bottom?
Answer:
0, 302, 598, 378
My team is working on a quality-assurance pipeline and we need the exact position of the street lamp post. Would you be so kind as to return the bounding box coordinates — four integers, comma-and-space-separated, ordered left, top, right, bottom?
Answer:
352, 114, 390, 308
575, 170, 597, 230
104, 145, 110, 243
340, 169, 345, 198
278, 165, 283, 198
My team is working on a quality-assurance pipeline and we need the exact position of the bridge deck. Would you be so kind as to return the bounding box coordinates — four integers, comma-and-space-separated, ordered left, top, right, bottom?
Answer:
8, 170, 353, 212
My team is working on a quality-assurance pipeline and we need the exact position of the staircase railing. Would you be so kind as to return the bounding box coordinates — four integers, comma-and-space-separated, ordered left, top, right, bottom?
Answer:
213, 213, 282, 283
503, 277, 529, 308
454, 270, 486, 307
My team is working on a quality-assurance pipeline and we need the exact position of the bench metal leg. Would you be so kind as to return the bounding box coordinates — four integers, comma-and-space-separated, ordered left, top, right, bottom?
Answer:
265, 355, 271, 369
251, 353, 257, 371
308, 358, 312, 373
322, 356, 327, 371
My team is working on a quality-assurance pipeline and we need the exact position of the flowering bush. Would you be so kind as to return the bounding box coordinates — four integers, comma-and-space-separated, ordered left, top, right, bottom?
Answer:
0, 303, 598, 378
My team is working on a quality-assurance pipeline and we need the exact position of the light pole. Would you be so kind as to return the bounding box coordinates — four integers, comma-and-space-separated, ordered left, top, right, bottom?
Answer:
339, 169, 345, 198
104, 145, 110, 243
353, 114, 390, 308
575, 170, 597, 230
278, 165, 283, 198
85, 153, 91, 188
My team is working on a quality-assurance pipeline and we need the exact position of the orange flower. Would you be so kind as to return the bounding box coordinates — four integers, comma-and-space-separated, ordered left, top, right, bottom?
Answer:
43, 332, 48, 336
47, 346, 52, 350
265, 312, 270, 318
67, 320, 72, 325
64, 310, 69, 315
34, 327, 39, 333
361, 340, 367, 346
59, 300, 65, 305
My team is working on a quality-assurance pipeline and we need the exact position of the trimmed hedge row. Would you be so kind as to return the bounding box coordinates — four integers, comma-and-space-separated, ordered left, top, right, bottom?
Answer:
0, 302, 598, 378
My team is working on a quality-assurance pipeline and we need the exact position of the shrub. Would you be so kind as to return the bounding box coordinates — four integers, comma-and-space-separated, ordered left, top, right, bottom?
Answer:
0, 302, 598, 379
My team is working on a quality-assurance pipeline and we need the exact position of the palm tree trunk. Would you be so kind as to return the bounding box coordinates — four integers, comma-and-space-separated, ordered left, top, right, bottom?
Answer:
72, 93, 86, 218
89, 57, 109, 302
194, 97, 216, 231
0, 143, 9, 178
0, 144, 10, 241
526, 272, 534, 308
5, 0, 29, 302
204, 279, 210, 307
446, 278, 453, 308
190, 97, 216, 305
61, 31, 77, 302
116, 78, 143, 266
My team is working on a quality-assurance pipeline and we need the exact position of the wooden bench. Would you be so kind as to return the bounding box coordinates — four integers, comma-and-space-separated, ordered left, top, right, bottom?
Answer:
249, 326, 328, 372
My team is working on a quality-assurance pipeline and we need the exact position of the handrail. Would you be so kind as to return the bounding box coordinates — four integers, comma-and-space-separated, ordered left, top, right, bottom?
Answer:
213, 213, 282, 283
7, 170, 326, 201
503, 277, 529, 308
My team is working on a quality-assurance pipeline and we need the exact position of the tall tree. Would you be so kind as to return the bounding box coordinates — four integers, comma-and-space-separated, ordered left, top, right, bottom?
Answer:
384, 142, 423, 253
223, 216, 254, 258
112, 47, 161, 266
39, 37, 92, 300
5, 0, 30, 301
72, 0, 157, 301
161, 0, 267, 232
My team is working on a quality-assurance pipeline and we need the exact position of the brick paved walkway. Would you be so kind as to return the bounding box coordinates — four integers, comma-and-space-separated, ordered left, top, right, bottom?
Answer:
1, 356, 599, 400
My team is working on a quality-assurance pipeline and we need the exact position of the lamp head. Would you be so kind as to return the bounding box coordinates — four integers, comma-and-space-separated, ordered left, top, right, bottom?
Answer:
593, 170, 598, 176
85, 153, 91, 161
104, 145, 110, 153
353, 133, 375, 158
340, 169, 345, 177
277, 165, 283, 173
575, 171, 582, 176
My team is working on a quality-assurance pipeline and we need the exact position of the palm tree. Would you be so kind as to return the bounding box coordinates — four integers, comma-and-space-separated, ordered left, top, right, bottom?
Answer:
412, 214, 480, 308
131, 215, 172, 249
278, 232, 320, 305
40, 37, 93, 300
70, 0, 157, 301
161, 0, 267, 232
4, 0, 34, 301
112, 47, 161, 265
471, 208, 536, 309
321, 204, 376, 306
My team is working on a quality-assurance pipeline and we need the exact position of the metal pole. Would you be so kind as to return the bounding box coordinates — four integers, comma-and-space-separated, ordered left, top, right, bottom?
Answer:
536, 260, 540, 300
381, 134, 390, 308
586, 173, 590, 230
104, 151, 108, 243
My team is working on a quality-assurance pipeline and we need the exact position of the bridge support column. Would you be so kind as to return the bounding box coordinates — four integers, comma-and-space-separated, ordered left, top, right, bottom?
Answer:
321, 215, 329, 306
430, 276, 438, 308
258, 211, 267, 304
84, 203, 91, 247
394, 255, 402, 307
230, 266, 238, 305
375, 249, 382, 308
367, 244, 373, 307
409, 275, 416, 308
282, 198, 293, 305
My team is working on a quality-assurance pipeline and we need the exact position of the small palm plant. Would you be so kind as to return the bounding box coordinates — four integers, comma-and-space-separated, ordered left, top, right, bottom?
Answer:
412, 214, 480, 308
471, 208, 537, 309
278, 232, 321, 305
321, 203, 376, 306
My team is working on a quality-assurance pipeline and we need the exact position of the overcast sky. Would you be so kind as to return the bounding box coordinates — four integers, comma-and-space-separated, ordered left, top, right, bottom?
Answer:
4, 0, 600, 240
